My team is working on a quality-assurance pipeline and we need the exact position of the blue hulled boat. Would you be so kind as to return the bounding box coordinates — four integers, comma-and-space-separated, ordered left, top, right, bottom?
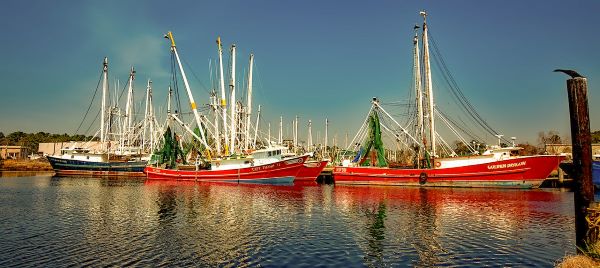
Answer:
593, 160, 600, 187
47, 147, 146, 177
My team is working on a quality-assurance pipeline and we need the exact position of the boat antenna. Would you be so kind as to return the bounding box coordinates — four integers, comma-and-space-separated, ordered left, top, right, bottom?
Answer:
495, 134, 504, 147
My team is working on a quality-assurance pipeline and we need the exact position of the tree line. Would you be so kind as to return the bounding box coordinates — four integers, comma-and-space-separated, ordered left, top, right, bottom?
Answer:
0, 131, 97, 153
452, 130, 600, 156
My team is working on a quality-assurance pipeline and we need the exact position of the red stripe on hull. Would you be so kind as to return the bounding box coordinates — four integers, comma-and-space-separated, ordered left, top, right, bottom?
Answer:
295, 160, 329, 181
333, 155, 564, 189
145, 155, 308, 182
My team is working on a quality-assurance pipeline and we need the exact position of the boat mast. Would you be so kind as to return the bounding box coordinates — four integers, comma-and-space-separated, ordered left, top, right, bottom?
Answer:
123, 67, 135, 153
164, 32, 210, 149
421, 11, 436, 157
245, 53, 254, 151
413, 24, 425, 166
253, 105, 261, 148
101, 57, 108, 151
142, 79, 151, 152
148, 82, 155, 153
217, 37, 228, 154
307, 120, 313, 152
325, 118, 329, 159
229, 44, 237, 155
167, 86, 172, 124
294, 116, 299, 153
211, 89, 220, 155
279, 116, 283, 145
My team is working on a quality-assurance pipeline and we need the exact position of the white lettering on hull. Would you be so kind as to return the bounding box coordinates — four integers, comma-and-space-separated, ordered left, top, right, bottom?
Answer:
487, 161, 526, 170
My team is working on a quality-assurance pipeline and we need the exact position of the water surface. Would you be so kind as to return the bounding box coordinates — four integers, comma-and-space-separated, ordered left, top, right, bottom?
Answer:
0, 175, 577, 267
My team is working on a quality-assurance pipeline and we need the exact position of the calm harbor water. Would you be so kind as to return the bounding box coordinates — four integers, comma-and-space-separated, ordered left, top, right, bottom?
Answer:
0, 173, 581, 267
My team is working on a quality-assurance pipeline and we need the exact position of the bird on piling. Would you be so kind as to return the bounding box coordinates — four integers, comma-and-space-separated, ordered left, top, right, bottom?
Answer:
554, 69, 585, 78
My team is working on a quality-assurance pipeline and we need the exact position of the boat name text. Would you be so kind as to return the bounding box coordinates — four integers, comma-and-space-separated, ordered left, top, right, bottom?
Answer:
487, 161, 526, 170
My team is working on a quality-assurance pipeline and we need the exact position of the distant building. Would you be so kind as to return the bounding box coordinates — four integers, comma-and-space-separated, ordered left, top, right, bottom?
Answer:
544, 143, 600, 158
38, 141, 103, 156
0, 146, 29, 160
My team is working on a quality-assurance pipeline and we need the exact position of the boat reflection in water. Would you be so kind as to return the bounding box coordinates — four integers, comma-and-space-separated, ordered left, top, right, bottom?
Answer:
2, 175, 573, 266
332, 185, 574, 267
142, 179, 574, 267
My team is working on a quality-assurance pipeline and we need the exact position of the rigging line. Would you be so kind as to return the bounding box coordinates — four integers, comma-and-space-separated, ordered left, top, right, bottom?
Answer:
170, 52, 183, 118
180, 52, 211, 95
429, 50, 490, 136
429, 33, 501, 138
428, 33, 493, 135
83, 107, 102, 138
435, 131, 456, 157
74, 70, 103, 135
435, 109, 476, 153
437, 107, 484, 143
344, 103, 376, 151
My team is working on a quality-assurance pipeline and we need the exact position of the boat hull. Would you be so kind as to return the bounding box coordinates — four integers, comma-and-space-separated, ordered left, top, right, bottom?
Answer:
47, 156, 146, 177
333, 155, 564, 189
295, 160, 329, 181
593, 161, 600, 186
144, 155, 308, 183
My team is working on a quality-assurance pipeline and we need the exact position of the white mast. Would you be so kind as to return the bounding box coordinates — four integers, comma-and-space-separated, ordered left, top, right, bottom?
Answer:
278, 116, 283, 145
166, 86, 173, 132
142, 79, 151, 152
253, 105, 261, 148
413, 24, 425, 165
148, 83, 155, 153
164, 32, 210, 149
421, 11, 436, 157
307, 120, 313, 152
293, 116, 299, 153
229, 44, 237, 155
100, 57, 108, 151
325, 118, 329, 158
122, 66, 135, 152
217, 37, 228, 154
167, 86, 172, 119
211, 90, 220, 155
244, 53, 254, 151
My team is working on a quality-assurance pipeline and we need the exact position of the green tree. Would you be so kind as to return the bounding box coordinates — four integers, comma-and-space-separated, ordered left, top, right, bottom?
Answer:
516, 143, 538, 156
453, 141, 472, 156
538, 130, 563, 148
592, 130, 600, 143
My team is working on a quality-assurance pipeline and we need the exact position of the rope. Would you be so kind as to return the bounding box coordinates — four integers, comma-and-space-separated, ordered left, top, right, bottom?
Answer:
74, 69, 103, 135
428, 32, 510, 144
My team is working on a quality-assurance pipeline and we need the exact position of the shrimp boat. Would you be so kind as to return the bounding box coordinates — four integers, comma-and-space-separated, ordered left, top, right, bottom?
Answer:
294, 159, 329, 181
144, 32, 307, 183
145, 146, 308, 183
333, 12, 564, 188
47, 58, 151, 177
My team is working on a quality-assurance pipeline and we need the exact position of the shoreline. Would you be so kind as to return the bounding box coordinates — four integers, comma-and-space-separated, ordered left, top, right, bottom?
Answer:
0, 159, 53, 171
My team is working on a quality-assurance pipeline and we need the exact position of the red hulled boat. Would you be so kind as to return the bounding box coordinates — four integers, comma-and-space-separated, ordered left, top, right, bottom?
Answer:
146, 154, 308, 183
332, 12, 564, 188
294, 160, 329, 181
334, 155, 564, 188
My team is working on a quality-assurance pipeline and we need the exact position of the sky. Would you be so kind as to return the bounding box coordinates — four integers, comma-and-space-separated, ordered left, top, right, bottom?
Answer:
1, 0, 599, 146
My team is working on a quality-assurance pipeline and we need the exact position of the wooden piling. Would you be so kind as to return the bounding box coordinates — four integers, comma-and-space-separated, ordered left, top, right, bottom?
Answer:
565, 76, 594, 252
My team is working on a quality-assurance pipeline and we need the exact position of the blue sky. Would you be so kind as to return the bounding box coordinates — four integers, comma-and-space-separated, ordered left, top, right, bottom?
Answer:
1, 0, 599, 145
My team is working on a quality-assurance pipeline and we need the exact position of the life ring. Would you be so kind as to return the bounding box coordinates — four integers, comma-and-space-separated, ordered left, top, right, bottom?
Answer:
435, 162, 441, 168
419, 172, 427, 185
